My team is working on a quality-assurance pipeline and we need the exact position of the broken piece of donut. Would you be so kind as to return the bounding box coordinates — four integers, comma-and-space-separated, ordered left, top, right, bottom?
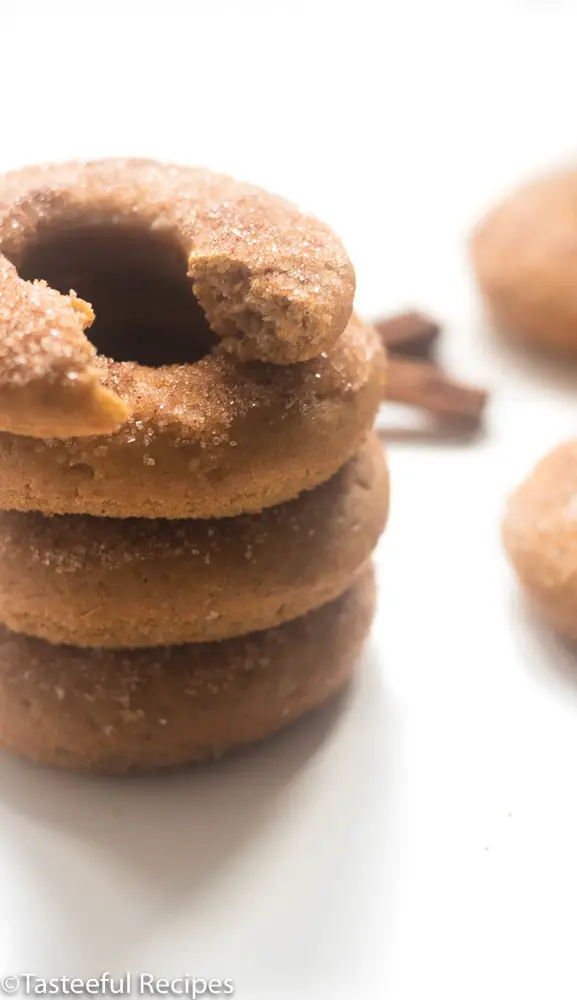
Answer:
0, 258, 130, 438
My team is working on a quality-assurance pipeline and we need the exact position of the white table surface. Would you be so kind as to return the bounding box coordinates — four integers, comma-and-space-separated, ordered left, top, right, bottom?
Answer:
2, 3, 577, 997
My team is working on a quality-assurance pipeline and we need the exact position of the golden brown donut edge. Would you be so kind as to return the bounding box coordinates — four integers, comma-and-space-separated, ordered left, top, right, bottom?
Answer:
0, 569, 375, 774
0, 435, 388, 647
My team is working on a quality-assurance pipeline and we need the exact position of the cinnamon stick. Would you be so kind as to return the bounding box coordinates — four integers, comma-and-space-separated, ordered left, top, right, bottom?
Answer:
385, 357, 488, 423
375, 311, 440, 358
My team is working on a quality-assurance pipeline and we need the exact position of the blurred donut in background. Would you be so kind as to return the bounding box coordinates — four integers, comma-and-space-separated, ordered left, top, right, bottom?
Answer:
503, 439, 577, 637
471, 168, 577, 355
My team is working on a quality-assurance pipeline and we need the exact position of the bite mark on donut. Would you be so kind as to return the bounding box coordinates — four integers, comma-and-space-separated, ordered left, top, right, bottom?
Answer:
190, 256, 334, 364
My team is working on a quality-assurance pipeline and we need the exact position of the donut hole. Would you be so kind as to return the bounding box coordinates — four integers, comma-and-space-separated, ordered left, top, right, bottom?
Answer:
17, 223, 219, 366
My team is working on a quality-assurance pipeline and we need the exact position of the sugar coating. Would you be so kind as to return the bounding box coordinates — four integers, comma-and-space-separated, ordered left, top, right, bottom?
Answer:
0, 158, 376, 512
0, 157, 355, 376
0, 257, 128, 437
0, 259, 94, 386
0, 313, 385, 518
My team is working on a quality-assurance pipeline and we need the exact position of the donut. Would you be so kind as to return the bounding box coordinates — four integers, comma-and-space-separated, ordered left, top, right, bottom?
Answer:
470, 168, 577, 354
0, 569, 375, 773
0, 158, 356, 439
503, 440, 577, 636
0, 310, 384, 518
0, 435, 387, 647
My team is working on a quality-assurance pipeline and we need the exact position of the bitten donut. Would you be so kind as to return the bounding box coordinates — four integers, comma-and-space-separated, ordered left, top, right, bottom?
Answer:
0, 311, 384, 518
0, 435, 388, 647
503, 440, 577, 637
0, 569, 375, 773
471, 168, 577, 354
0, 158, 355, 438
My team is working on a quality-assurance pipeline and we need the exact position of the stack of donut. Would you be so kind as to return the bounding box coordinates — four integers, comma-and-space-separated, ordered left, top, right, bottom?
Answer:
0, 159, 388, 772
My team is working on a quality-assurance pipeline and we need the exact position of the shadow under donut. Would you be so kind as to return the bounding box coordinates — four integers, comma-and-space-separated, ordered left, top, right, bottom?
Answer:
0, 645, 401, 991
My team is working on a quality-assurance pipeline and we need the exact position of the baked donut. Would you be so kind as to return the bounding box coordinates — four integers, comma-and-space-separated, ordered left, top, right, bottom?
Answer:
0, 435, 388, 647
0, 158, 355, 438
503, 440, 577, 636
0, 311, 384, 518
0, 569, 375, 773
471, 168, 577, 354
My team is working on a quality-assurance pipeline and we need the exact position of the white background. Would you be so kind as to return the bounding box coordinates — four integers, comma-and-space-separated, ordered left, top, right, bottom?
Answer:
2, 2, 577, 997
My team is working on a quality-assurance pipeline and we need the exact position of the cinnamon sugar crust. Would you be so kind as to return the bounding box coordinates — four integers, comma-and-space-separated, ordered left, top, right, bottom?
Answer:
0, 158, 355, 439
0, 258, 129, 436
0, 312, 385, 518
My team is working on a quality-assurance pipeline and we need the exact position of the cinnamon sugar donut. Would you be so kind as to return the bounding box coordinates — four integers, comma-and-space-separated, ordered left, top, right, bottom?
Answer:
0, 569, 375, 773
0, 311, 384, 518
471, 168, 577, 354
0, 158, 355, 439
503, 441, 577, 637
0, 436, 387, 647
